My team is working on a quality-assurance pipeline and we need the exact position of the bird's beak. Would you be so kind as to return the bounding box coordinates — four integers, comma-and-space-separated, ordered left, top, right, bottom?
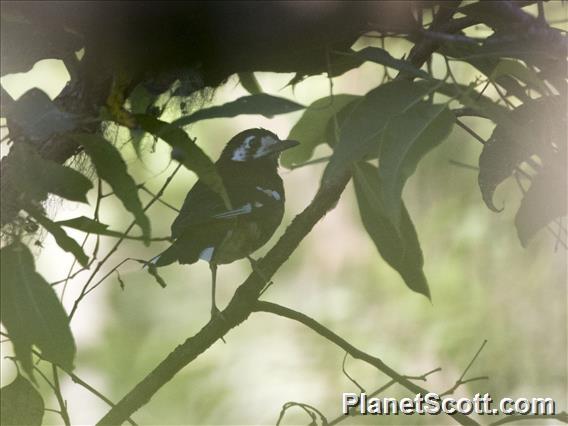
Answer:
254, 139, 300, 159
271, 139, 300, 154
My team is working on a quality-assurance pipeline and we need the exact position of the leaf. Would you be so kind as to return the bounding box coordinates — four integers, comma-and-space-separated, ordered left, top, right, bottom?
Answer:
324, 80, 443, 182
317, 47, 432, 82
56, 216, 156, 241
171, 94, 304, 127
147, 265, 167, 288
515, 160, 567, 246
355, 47, 432, 80
478, 97, 565, 212
56, 216, 110, 234
281, 94, 361, 168
9, 143, 93, 204
6, 89, 78, 141
1, 13, 82, 76
353, 162, 430, 298
25, 204, 89, 267
379, 103, 455, 226
490, 59, 549, 95
1, 242, 76, 377
0, 375, 44, 426
70, 134, 151, 244
238, 72, 263, 95
135, 115, 231, 208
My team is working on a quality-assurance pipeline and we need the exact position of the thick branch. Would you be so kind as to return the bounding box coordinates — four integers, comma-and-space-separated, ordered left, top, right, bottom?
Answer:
253, 301, 478, 426
97, 169, 352, 425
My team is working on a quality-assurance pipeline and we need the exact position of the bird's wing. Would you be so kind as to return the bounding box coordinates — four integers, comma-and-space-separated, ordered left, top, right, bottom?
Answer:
171, 181, 227, 238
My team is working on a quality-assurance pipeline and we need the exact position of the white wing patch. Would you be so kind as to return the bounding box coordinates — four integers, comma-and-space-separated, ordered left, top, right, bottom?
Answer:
231, 135, 256, 161
256, 186, 281, 201
213, 203, 253, 219
199, 246, 215, 262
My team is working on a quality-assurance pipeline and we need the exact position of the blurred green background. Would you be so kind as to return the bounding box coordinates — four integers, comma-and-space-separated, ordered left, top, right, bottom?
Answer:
1, 4, 566, 424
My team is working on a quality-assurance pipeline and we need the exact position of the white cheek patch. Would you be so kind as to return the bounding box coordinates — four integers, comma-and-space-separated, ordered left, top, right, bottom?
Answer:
231, 135, 255, 162
253, 135, 278, 158
256, 186, 281, 201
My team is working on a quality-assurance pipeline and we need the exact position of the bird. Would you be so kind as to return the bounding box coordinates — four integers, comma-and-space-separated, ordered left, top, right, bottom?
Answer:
150, 128, 299, 319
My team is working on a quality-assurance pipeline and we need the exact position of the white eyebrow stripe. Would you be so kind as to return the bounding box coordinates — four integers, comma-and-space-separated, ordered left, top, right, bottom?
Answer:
256, 186, 281, 201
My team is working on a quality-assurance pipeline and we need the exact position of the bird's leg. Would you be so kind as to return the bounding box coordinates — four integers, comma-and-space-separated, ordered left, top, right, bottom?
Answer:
246, 256, 273, 295
209, 262, 222, 318
209, 262, 226, 343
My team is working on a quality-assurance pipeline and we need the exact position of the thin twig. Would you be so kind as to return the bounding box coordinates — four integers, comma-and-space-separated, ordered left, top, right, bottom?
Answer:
254, 301, 478, 426
440, 340, 488, 397
342, 352, 365, 393
456, 119, 487, 145
51, 364, 71, 426
328, 367, 442, 426
69, 163, 183, 319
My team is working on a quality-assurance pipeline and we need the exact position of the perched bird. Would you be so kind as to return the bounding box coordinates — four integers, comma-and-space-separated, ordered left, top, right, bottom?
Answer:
151, 128, 299, 318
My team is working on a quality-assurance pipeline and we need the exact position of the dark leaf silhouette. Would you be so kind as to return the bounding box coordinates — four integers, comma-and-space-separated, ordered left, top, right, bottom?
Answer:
281, 94, 360, 168
379, 103, 454, 226
324, 80, 442, 182
353, 162, 430, 299
5, 89, 78, 141
56, 216, 158, 241
26, 204, 89, 267
71, 133, 151, 244
238, 72, 263, 95
136, 115, 230, 208
516, 160, 567, 246
1, 242, 76, 377
10, 142, 93, 204
478, 96, 565, 212
171, 94, 304, 127
0, 375, 44, 426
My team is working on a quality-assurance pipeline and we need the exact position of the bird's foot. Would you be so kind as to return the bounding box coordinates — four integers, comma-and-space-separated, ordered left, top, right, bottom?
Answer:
210, 305, 227, 343
247, 256, 273, 295
210, 304, 226, 321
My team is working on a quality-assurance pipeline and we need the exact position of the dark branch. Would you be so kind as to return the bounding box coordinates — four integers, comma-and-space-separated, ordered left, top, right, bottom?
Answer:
253, 301, 478, 426
97, 167, 352, 425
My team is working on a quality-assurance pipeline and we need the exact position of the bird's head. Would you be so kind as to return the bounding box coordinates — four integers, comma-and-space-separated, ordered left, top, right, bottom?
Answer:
219, 128, 299, 165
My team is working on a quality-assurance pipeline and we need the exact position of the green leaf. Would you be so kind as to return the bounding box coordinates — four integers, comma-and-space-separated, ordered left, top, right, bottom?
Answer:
238, 72, 263, 95
355, 47, 432, 80
9, 143, 93, 204
316, 47, 432, 83
490, 59, 549, 95
478, 97, 565, 212
353, 162, 430, 298
379, 103, 454, 226
135, 115, 231, 208
171, 94, 304, 128
0, 375, 44, 426
56, 216, 110, 234
25, 204, 89, 267
1, 242, 76, 377
147, 265, 167, 288
515, 161, 567, 246
324, 80, 443, 182
6, 89, 78, 141
281, 94, 361, 168
71, 133, 151, 244
56, 216, 158, 241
